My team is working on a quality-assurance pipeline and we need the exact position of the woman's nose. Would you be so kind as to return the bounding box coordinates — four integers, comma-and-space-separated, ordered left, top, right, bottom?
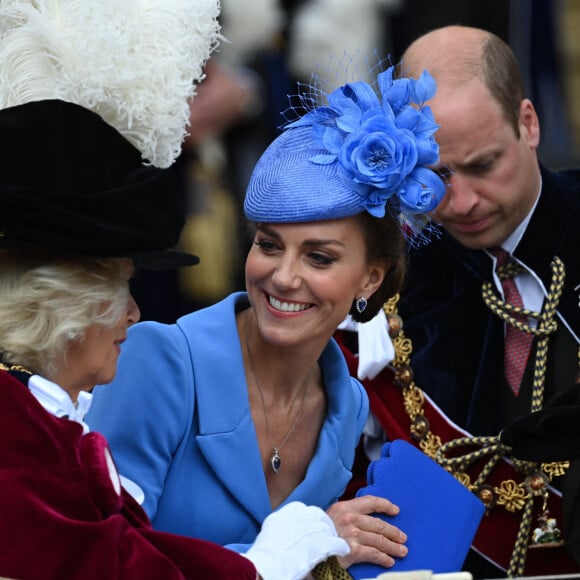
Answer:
271, 257, 301, 289
127, 294, 141, 326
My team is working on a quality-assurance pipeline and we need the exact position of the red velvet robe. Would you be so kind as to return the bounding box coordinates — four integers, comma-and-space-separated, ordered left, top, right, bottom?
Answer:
0, 370, 256, 580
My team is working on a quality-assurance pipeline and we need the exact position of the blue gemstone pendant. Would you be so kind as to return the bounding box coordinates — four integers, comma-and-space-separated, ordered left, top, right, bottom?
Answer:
270, 448, 281, 473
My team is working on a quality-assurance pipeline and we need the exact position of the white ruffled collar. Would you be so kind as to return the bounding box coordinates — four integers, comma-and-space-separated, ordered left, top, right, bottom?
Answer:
28, 374, 92, 434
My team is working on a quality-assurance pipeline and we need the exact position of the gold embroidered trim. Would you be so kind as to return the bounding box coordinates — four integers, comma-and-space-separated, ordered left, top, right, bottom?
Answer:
0, 362, 33, 375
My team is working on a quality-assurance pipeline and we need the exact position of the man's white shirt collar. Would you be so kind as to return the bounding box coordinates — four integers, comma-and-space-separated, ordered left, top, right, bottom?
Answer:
501, 176, 542, 255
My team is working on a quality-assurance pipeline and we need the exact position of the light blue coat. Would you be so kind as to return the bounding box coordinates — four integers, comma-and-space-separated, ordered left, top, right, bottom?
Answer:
88, 292, 368, 550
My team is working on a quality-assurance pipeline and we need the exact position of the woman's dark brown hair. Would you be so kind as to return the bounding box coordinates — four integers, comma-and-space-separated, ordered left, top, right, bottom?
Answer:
349, 210, 406, 323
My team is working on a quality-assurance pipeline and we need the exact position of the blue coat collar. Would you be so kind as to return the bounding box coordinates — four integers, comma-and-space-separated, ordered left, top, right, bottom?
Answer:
178, 293, 362, 522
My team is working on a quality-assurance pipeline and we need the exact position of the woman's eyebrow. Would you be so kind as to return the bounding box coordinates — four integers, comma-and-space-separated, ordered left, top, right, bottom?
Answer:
258, 224, 346, 247
302, 239, 346, 248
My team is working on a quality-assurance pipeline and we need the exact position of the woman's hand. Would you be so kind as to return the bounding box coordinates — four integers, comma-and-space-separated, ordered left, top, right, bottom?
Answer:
326, 495, 408, 568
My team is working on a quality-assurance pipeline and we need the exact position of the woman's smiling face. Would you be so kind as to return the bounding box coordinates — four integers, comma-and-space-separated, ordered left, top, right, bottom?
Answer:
245, 218, 385, 349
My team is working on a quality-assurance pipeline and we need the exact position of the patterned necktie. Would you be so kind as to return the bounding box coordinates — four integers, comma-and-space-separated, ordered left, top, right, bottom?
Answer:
490, 248, 534, 396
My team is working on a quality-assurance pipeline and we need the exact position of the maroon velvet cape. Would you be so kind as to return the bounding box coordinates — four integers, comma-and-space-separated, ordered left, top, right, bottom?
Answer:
0, 370, 256, 580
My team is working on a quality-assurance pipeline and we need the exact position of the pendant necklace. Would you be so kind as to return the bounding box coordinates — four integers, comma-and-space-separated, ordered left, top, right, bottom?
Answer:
244, 323, 314, 474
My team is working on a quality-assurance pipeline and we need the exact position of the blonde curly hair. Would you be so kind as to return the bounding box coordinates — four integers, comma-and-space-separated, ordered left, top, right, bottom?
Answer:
0, 252, 130, 379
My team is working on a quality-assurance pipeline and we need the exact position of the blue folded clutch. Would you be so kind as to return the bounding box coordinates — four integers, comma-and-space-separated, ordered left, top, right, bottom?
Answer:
348, 439, 485, 578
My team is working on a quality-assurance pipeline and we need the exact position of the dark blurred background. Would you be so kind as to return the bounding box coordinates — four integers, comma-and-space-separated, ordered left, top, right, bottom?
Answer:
132, 0, 580, 322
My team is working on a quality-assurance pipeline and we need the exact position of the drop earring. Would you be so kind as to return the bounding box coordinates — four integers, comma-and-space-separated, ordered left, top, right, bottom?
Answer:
355, 296, 367, 313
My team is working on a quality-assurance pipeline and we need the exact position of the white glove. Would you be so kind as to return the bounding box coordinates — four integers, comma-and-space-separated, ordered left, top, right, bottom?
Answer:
244, 501, 350, 580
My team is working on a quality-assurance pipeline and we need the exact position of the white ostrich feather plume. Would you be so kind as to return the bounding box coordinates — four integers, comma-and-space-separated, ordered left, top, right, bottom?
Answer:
0, 0, 222, 168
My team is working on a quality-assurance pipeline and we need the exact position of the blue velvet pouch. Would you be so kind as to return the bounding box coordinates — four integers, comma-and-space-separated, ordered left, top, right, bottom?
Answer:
348, 439, 485, 578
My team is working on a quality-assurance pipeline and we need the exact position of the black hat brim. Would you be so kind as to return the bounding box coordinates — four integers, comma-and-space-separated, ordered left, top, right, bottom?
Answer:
0, 100, 200, 270
132, 250, 200, 270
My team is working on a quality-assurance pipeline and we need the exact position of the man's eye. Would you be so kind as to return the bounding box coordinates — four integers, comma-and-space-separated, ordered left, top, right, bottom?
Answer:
470, 158, 495, 173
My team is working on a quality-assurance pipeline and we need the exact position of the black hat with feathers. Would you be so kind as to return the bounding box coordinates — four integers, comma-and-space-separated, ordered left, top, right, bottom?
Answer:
0, 0, 222, 268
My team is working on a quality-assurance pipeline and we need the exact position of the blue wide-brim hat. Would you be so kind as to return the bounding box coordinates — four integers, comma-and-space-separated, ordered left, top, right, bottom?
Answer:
244, 67, 446, 230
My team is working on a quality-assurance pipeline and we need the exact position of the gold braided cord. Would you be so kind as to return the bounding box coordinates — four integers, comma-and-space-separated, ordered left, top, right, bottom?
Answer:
509, 499, 535, 577
531, 339, 549, 412
435, 435, 536, 488
481, 257, 563, 336
311, 556, 353, 580
381, 255, 573, 578
482, 256, 565, 413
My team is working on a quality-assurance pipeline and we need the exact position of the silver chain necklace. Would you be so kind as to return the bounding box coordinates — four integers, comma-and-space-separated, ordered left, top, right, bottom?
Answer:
244, 323, 314, 474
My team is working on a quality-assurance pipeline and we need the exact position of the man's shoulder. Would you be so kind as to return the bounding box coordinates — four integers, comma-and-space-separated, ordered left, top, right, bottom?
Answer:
536, 166, 580, 251
541, 165, 580, 207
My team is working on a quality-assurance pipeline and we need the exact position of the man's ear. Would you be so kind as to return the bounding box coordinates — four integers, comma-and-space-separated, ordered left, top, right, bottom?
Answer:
519, 98, 540, 148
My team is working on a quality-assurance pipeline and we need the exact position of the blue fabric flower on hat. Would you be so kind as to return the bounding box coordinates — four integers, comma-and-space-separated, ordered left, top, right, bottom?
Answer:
288, 67, 444, 218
